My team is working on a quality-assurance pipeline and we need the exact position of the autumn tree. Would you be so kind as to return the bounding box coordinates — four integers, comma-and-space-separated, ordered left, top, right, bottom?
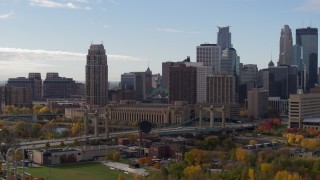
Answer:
184, 149, 212, 165
117, 174, 125, 180
274, 171, 302, 180
183, 165, 202, 180
248, 168, 255, 180
300, 138, 320, 151
249, 140, 258, 145
71, 121, 84, 136
236, 148, 249, 162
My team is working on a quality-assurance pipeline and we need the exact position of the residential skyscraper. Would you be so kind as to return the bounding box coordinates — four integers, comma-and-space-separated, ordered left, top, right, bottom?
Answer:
86, 44, 108, 107
217, 26, 232, 50
279, 25, 293, 66
296, 27, 318, 91
196, 44, 221, 72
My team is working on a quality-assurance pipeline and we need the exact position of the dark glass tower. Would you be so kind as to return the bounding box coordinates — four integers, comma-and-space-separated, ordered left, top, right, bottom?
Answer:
296, 27, 318, 91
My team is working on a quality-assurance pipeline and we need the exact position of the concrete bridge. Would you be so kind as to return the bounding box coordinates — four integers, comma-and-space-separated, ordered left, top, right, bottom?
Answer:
0, 114, 61, 121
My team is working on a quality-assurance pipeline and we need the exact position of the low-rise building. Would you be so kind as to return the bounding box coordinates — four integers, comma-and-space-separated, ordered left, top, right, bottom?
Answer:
289, 93, 320, 128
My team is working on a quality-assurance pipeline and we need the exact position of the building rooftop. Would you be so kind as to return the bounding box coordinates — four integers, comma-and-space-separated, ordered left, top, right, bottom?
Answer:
303, 118, 320, 123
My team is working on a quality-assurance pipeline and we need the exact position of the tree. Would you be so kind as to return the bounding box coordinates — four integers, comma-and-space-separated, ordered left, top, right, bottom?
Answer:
183, 165, 202, 179
138, 120, 152, 146
300, 138, 320, 151
0, 120, 4, 128
113, 151, 120, 162
249, 140, 258, 145
117, 174, 125, 180
167, 162, 184, 180
203, 136, 220, 150
60, 141, 65, 146
274, 171, 302, 180
45, 142, 50, 148
153, 162, 161, 169
31, 123, 42, 138
71, 121, 84, 136
236, 148, 248, 162
105, 151, 114, 161
248, 168, 255, 180
39, 106, 50, 114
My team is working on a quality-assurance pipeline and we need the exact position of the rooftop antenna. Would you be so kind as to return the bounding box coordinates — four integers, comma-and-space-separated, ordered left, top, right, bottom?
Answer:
148, 60, 150, 67
91, 41, 93, 45
101, 41, 103, 45
310, 18, 312, 27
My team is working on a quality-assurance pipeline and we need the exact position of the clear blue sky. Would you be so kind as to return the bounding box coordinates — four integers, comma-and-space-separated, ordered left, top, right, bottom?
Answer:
0, 0, 319, 81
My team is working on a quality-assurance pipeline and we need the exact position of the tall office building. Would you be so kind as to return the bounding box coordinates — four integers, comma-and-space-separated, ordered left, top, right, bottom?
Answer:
43, 73, 75, 99
121, 73, 136, 91
296, 27, 318, 91
247, 88, 269, 119
5, 86, 32, 108
291, 45, 304, 71
196, 44, 221, 72
130, 68, 153, 101
207, 72, 235, 104
28, 73, 42, 101
267, 65, 298, 99
185, 62, 212, 103
169, 64, 197, 104
279, 25, 293, 66
239, 64, 258, 104
221, 48, 237, 74
86, 44, 108, 107
207, 72, 238, 119
217, 26, 232, 50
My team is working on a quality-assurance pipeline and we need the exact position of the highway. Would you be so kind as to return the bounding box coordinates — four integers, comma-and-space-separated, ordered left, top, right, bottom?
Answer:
19, 122, 257, 149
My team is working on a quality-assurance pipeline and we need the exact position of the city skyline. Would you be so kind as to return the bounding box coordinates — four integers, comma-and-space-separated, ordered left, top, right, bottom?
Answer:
0, 0, 320, 81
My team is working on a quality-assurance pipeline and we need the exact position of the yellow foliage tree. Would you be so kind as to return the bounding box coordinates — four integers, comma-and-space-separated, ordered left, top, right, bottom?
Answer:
39, 106, 50, 114
248, 168, 254, 180
295, 135, 304, 144
274, 171, 302, 180
236, 148, 248, 162
183, 165, 202, 179
300, 138, 320, 151
249, 140, 258, 145
260, 163, 272, 175
117, 174, 125, 180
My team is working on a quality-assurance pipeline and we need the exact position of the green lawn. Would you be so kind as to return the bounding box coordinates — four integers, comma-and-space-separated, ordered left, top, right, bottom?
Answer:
26, 162, 131, 180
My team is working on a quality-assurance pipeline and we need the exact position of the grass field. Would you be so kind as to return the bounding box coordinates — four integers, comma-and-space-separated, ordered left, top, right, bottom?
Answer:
26, 162, 131, 180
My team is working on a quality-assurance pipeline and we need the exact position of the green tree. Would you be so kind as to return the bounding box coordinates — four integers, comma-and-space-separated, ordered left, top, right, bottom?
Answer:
30, 123, 42, 138
203, 136, 220, 150
167, 162, 184, 180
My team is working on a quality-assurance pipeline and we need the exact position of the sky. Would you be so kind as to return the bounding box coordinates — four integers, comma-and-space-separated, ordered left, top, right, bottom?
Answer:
0, 0, 320, 82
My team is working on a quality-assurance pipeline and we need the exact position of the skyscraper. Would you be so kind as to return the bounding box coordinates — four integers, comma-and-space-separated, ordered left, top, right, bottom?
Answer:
217, 26, 232, 50
196, 44, 221, 72
185, 62, 212, 103
279, 25, 293, 66
296, 27, 318, 91
169, 64, 197, 104
86, 44, 108, 107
